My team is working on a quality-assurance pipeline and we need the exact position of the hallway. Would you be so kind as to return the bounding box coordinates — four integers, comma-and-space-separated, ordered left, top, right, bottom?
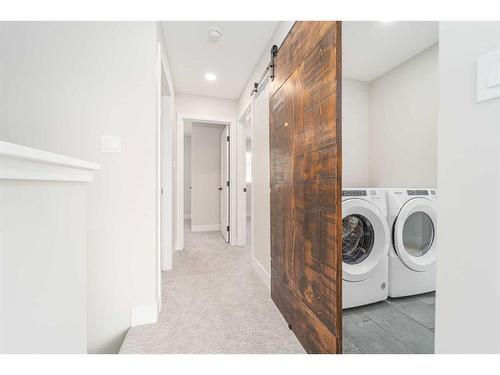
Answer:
119, 221, 304, 354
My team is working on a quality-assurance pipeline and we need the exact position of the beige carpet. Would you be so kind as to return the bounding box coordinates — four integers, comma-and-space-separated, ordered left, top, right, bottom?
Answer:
119, 221, 304, 354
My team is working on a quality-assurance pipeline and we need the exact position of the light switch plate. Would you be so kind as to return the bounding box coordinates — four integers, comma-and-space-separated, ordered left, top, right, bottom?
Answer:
477, 49, 500, 102
101, 135, 122, 153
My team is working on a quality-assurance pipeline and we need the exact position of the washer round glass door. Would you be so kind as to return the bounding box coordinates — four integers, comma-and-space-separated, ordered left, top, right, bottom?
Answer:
393, 198, 437, 271
343, 214, 374, 264
342, 199, 390, 282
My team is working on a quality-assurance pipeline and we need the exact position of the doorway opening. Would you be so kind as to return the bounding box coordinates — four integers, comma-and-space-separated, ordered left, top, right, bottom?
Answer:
341, 21, 439, 354
184, 121, 230, 242
175, 113, 237, 252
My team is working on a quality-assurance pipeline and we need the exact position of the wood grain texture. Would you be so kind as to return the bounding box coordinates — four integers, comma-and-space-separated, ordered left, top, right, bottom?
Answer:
269, 21, 342, 354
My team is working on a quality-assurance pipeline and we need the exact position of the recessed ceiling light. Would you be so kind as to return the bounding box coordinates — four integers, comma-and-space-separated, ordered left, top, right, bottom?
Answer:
205, 73, 217, 81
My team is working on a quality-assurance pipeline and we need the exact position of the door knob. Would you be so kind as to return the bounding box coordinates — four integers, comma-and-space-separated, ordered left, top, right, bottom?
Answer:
218, 187, 222, 191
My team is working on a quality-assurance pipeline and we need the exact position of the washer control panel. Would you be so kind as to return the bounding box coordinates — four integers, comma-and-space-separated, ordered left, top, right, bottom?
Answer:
343, 189, 384, 202
342, 190, 367, 197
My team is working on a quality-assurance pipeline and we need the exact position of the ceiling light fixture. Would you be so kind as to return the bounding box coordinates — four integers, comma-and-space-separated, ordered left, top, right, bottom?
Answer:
208, 27, 222, 43
205, 73, 217, 81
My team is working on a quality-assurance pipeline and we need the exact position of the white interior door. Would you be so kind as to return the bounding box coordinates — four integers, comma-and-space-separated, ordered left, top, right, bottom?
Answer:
220, 127, 230, 242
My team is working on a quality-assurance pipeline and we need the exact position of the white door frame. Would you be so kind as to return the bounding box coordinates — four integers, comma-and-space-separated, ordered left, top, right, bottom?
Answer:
176, 113, 238, 250
156, 43, 174, 312
236, 104, 254, 249
220, 126, 230, 242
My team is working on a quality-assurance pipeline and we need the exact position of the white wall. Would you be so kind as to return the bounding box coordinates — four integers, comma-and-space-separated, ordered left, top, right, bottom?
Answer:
435, 22, 500, 354
342, 78, 371, 187
238, 22, 294, 114
0, 180, 87, 353
177, 93, 238, 118
0, 22, 160, 353
191, 124, 224, 230
184, 136, 192, 219
370, 45, 439, 188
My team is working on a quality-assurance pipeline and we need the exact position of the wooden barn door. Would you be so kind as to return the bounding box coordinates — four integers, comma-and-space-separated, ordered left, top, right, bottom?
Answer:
269, 21, 342, 354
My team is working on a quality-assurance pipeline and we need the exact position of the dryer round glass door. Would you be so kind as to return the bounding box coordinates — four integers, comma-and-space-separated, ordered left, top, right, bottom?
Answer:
393, 198, 437, 272
402, 211, 434, 257
342, 199, 390, 282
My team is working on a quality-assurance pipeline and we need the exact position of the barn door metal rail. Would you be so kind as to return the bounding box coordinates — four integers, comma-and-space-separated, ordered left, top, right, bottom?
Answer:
250, 45, 278, 96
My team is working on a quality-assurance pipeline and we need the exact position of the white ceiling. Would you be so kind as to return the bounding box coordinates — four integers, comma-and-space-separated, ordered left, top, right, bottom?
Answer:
162, 21, 279, 100
342, 21, 438, 82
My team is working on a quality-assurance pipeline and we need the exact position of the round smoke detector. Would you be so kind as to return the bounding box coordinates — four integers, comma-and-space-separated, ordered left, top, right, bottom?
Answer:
208, 27, 222, 43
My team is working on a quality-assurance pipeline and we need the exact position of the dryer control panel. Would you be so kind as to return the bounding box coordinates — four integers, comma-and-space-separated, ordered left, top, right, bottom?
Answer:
406, 189, 437, 197
407, 189, 429, 196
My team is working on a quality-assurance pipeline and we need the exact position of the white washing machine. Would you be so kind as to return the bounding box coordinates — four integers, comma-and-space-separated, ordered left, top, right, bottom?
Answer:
342, 188, 390, 309
385, 189, 438, 298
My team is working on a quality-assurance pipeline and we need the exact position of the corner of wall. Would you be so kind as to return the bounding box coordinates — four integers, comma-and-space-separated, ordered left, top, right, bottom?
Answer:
252, 256, 270, 290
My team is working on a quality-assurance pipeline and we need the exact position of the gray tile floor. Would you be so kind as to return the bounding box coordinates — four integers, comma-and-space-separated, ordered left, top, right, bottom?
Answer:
343, 292, 436, 354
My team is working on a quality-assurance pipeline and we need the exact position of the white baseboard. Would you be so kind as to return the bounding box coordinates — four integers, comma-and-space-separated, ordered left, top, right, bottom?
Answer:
161, 246, 172, 271
191, 224, 220, 232
174, 239, 183, 251
252, 256, 270, 290
130, 303, 158, 327
184, 214, 191, 220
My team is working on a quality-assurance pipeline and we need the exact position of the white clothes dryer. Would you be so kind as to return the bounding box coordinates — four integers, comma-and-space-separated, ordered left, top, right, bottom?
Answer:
385, 189, 438, 298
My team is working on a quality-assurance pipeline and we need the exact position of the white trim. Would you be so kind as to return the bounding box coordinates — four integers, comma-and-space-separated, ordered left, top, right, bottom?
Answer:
156, 42, 174, 313
175, 114, 185, 251
0, 141, 100, 171
220, 126, 230, 242
250, 99, 256, 261
236, 104, 252, 248
176, 113, 237, 251
156, 296, 161, 315
130, 303, 158, 327
155, 42, 163, 312
229, 118, 237, 247
161, 94, 173, 272
249, 79, 268, 276
191, 224, 221, 232
0, 141, 99, 182
252, 256, 270, 290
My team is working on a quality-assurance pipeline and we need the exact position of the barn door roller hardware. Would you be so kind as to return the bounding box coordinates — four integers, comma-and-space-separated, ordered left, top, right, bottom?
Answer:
251, 45, 279, 96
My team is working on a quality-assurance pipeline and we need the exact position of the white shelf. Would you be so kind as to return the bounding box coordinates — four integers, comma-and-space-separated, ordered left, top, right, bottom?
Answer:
0, 141, 100, 182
